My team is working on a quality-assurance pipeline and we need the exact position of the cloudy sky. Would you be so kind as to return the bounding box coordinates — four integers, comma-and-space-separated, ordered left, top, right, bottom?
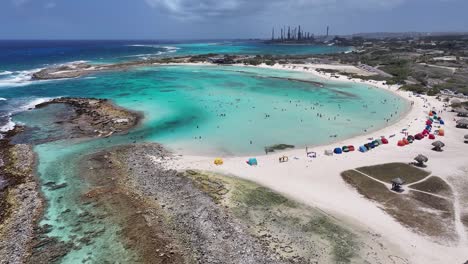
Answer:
1, 0, 467, 39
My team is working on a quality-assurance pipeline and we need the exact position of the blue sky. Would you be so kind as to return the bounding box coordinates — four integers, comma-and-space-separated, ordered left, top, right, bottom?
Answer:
1, 0, 467, 39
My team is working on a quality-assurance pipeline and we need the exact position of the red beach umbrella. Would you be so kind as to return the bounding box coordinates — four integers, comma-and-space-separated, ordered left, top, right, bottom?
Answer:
428, 134, 436, 140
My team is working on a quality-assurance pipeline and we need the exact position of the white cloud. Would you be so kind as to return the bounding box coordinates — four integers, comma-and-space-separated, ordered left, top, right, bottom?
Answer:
45, 2, 56, 9
12, 0, 30, 6
145, 0, 411, 19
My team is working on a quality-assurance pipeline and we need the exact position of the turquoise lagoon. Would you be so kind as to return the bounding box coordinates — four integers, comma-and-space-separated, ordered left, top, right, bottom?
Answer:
8, 65, 409, 263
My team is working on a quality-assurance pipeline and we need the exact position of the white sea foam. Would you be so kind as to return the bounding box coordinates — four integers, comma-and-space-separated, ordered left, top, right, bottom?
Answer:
0, 71, 13, 76
0, 96, 60, 134
128, 44, 180, 51
0, 98, 6, 101
20, 97, 56, 111
0, 68, 43, 88
0, 115, 15, 133
162, 46, 180, 53
0, 61, 91, 88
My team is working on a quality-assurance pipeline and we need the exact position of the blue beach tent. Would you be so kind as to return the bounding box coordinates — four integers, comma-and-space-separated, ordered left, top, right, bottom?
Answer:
247, 158, 258, 166
334, 147, 343, 154
439, 120, 445, 125
359, 146, 368, 153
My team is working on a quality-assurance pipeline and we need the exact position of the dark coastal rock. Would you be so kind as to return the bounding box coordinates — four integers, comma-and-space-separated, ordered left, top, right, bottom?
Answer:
0, 129, 43, 264
32, 97, 141, 141
48, 183, 68, 191
265, 144, 295, 153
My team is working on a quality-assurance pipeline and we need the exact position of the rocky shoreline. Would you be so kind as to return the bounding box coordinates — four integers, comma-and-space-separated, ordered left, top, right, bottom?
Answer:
0, 97, 142, 264
0, 127, 43, 264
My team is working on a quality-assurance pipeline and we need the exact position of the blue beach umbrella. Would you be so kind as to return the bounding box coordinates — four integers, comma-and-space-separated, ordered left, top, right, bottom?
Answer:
246, 158, 258, 166
334, 148, 343, 154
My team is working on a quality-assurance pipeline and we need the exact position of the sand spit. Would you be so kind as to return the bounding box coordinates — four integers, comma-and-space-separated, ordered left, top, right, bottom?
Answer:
0, 127, 43, 264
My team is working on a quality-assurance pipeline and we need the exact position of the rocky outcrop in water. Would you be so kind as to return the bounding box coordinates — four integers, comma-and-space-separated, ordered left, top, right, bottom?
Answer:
32, 63, 93, 80
35, 97, 141, 139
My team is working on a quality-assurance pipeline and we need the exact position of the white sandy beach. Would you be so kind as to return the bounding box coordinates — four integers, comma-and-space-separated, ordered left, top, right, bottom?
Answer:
155, 63, 468, 264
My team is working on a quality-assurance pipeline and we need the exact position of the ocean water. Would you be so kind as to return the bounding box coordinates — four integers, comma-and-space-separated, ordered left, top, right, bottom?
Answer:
0, 40, 407, 263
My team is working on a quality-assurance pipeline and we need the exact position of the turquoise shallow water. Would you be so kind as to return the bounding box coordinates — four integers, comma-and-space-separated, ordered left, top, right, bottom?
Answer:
12, 65, 409, 155
7, 65, 409, 263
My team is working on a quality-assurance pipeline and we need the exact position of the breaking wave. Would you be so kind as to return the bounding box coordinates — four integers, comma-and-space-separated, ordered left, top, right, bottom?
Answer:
0, 97, 58, 134
0, 71, 13, 76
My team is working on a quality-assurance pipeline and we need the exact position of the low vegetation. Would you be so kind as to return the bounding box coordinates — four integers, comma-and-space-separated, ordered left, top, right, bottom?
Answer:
185, 171, 376, 263
409, 176, 453, 197
341, 170, 456, 241
356, 162, 430, 184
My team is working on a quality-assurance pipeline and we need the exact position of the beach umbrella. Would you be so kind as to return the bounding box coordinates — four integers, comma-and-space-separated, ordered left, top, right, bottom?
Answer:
364, 143, 371, 150
391, 177, 405, 191
407, 135, 414, 143
456, 119, 468, 128
342, 146, 349, 152
414, 154, 428, 167
381, 138, 389, 144
455, 108, 468, 117
426, 120, 432, 126
403, 138, 409, 145
214, 158, 224, 165
429, 111, 434, 116
438, 129, 445, 136
428, 134, 436, 140
348, 145, 355, 152
391, 177, 405, 185
415, 133, 424, 140
397, 140, 405, 147
246, 158, 258, 166
334, 147, 343, 154
359, 146, 368, 153
432, 141, 445, 151
439, 120, 445, 125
